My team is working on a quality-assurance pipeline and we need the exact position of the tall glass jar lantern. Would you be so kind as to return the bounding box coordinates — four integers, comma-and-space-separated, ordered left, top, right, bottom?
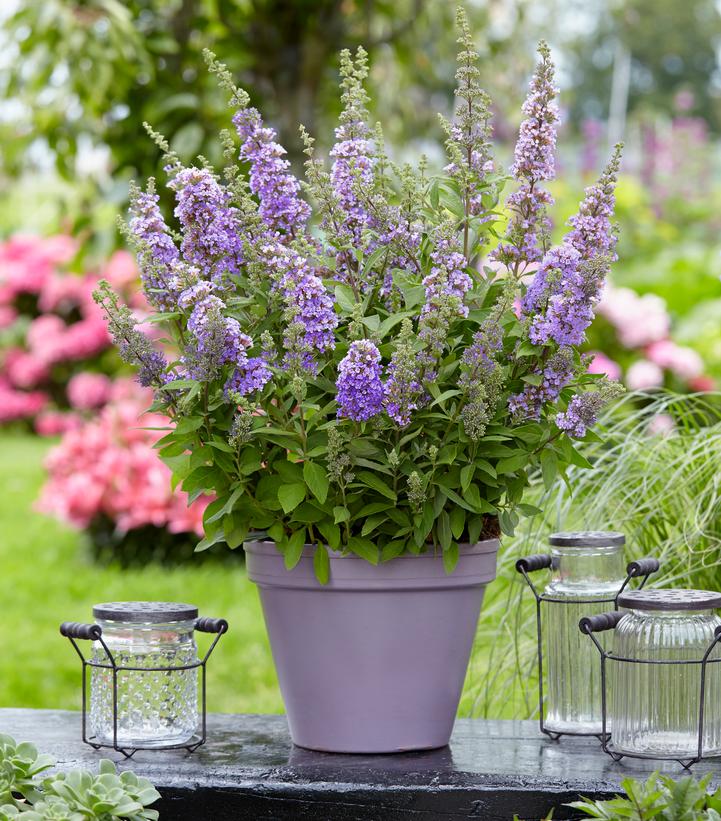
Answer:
581, 589, 721, 767
516, 531, 659, 739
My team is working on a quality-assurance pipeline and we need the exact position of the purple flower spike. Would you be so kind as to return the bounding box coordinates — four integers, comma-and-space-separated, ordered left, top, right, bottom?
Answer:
128, 184, 180, 310
336, 340, 384, 422
170, 167, 244, 286
234, 107, 311, 237
492, 41, 559, 268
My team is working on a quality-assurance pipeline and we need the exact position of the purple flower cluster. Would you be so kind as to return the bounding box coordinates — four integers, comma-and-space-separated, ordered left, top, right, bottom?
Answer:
336, 340, 384, 422
128, 185, 181, 309
493, 42, 559, 268
508, 350, 573, 421
444, 125, 494, 216
566, 145, 622, 261
524, 243, 609, 348
225, 356, 272, 398
170, 167, 244, 286
179, 281, 251, 380
234, 107, 311, 238
262, 243, 337, 368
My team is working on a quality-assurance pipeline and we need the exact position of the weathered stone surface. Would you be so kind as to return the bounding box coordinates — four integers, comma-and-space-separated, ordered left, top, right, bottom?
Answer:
0, 710, 714, 820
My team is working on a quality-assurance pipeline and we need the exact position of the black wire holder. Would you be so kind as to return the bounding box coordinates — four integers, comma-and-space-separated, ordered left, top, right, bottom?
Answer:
60, 616, 228, 758
581, 614, 721, 769
515, 554, 660, 741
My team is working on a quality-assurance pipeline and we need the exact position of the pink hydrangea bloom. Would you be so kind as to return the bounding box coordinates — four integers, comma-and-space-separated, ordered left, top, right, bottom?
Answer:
587, 351, 622, 381
34, 411, 82, 437
626, 359, 664, 390
4, 349, 50, 389
598, 284, 670, 349
39, 383, 208, 536
67, 372, 112, 410
0, 382, 48, 422
102, 250, 138, 288
646, 339, 703, 380
0, 306, 17, 328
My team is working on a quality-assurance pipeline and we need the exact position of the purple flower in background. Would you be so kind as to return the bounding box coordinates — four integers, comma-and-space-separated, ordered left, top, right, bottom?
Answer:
262, 243, 338, 368
225, 356, 272, 398
508, 349, 573, 421
128, 184, 180, 309
336, 340, 384, 422
492, 41, 559, 268
234, 107, 311, 237
170, 167, 244, 286
566, 144, 622, 261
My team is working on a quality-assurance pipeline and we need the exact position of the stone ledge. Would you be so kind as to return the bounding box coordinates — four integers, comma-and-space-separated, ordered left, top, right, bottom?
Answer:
1, 709, 715, 820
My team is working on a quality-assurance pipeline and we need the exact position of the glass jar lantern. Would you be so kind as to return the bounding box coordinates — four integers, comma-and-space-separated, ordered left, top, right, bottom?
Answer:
516, 531, 659, 739
60, 602, 227, 756
582, 588, 721, 766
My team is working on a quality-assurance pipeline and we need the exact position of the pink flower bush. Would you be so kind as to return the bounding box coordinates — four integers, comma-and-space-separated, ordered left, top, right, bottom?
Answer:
0, 234, 146, 430
39, 380, 209, 537
588, 280, 712, 393
626, 360, 664, 391
598, 284, 670, 348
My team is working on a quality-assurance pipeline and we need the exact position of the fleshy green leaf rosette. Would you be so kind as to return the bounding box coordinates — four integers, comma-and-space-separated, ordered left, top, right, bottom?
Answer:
94, 8, 624, 582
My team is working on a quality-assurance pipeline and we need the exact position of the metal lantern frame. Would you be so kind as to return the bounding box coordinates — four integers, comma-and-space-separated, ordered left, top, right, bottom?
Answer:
515, 553, 660, 741
60, 616, 227, 758
581, 609, 721, 769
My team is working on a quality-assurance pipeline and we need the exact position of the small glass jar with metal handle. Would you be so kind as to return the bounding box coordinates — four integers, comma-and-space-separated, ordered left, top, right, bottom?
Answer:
582, 589, 721, 766
517, 531, 659, 738
60, 602, 227, 756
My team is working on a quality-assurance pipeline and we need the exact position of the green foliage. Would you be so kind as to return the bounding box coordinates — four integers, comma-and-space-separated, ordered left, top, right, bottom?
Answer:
0, 735, 159, 820
569, 772, 721, 820
95, 16, 624, 583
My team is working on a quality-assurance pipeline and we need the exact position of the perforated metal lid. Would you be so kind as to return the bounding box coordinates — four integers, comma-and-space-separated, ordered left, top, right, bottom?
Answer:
617, 589, 721, 612
549, 531, 625, 547
92, 601, 198, 623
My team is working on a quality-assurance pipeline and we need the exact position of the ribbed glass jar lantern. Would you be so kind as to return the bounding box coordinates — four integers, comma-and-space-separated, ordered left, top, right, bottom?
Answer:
611, 589, 721, 758
543, 531, 627, 735
89, 602, 200, 749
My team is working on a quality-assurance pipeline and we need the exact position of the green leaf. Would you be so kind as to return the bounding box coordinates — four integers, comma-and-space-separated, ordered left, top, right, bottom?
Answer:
460, 465, 474, 491
317, 520, 341, 550
356, 471, 397, 501
437, 510, 452, 551
313, 543, 330, 584
303, 461, 329, 505
333, 505, 350, 524
381, 540, 406, 562
443, 542, 460, 574
495, 454, 529, 475
278, 483, 306, 514
334, 284, 356, 312
284, 530, 306, 570
541, 449, 558, 490
450, 506, 465, 540
348, 536, 379, 564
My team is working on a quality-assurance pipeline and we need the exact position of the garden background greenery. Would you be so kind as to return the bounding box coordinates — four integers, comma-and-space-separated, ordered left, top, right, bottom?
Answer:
2, 0, 721, 718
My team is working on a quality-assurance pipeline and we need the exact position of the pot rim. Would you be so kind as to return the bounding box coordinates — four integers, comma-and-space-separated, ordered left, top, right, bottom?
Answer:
244, 538, 499, 591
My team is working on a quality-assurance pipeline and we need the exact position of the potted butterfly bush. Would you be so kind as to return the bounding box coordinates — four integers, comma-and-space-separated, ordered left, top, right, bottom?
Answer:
95, 9, 622, 753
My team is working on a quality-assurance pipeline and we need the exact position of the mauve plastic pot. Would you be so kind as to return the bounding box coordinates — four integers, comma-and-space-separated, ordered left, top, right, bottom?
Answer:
244, 539, 499, 753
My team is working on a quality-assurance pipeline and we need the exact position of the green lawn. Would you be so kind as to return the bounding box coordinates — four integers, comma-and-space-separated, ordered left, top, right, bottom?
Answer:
0, 432, 282, 715
0, 432, 519, 719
